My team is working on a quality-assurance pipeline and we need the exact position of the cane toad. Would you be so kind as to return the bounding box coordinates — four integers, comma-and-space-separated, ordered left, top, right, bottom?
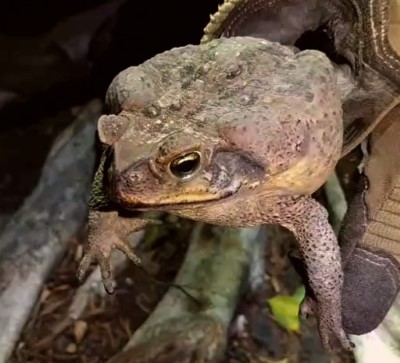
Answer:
77, 37, 351, 350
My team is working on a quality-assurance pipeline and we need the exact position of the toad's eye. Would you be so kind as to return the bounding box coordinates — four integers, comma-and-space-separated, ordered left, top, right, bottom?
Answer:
169, 152, 201, 179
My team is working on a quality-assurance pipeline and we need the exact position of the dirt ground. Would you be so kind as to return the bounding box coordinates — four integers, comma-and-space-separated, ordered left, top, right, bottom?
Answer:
7, 211, 355, 363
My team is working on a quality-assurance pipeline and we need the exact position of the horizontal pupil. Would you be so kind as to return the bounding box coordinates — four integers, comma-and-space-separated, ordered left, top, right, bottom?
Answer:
170, 153, 200, 176
176, 159, 197, 173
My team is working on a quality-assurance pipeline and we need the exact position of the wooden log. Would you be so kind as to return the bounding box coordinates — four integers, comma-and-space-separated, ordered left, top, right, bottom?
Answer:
0, 99, 101, 362
106, 224, 266, 363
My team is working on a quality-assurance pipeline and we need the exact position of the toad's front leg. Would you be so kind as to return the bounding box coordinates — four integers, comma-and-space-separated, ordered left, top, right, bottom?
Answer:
278, 196, 354, 351
77, 210, 152, 293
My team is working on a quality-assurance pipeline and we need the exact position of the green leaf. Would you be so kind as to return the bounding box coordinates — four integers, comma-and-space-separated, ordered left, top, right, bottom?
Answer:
266, 359, 289, 363
267, 285, 305, 333
291, 285, 306, 304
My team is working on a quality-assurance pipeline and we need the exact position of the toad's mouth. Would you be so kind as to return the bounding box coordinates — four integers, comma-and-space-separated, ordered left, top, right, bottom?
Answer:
114, 179, 243, 211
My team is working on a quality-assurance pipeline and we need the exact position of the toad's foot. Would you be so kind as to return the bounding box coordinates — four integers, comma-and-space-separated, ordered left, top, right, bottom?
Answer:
301, 296, 354, 351
77, 231, 142, 293
77, 210, 150, 293
289, 251, 354, 351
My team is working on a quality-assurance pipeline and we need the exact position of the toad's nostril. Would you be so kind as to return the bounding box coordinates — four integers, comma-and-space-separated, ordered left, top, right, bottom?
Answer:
129, 171, 140, 182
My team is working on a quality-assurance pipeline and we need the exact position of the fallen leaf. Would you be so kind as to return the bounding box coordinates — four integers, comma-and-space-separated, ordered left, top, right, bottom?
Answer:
74, 320, 88, 343
267, 285, 305, 332
66, 342, 77, 353
291, 285, 306, 305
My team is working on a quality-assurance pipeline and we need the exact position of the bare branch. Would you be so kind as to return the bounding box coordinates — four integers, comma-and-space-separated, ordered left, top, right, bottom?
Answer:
0, 100, 100, 362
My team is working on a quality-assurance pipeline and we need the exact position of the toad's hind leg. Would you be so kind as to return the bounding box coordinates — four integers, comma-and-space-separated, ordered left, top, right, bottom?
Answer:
277, 196, 353, 351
